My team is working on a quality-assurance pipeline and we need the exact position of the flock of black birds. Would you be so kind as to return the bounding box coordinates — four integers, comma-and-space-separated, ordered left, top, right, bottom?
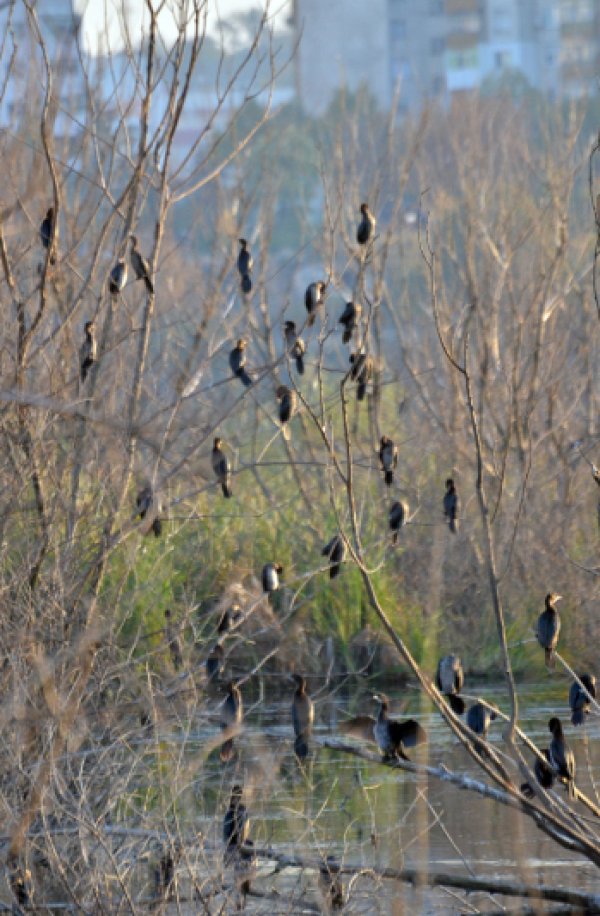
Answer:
33, 200, 598, 909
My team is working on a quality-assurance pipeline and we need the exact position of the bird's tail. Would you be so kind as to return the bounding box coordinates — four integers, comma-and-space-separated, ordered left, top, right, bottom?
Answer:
357, 381, 367, 401
237, 369, 252, 388
241, 274, 252, 294
448, 694, 465, 715
307, 311, 315, 327
145, 277, 154, 294
343, 328, 351, 344
449, 517, 458, 534
222, 481, 232, 498
296, 354, 305, 375
392, 531, 398, 546
329, 564, 340, 580
545, 648, 555, 669
385, 470, 393, 486
571, 708, 584, 726
220, 738, 235, 762
151, 518, 162, 537
294, 735, 310, 760
281, 424, 291, 441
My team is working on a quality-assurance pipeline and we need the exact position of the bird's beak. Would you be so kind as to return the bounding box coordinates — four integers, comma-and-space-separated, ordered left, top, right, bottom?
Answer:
555, 595, 563, 602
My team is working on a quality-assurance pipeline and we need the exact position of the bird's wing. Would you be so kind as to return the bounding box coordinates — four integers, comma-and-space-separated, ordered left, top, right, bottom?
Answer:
338, 715, 376, 742
398, 719, 427, 748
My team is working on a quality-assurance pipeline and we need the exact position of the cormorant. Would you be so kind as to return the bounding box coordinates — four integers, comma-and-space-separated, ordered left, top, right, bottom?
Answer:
223, 784, 250, 864
291, 673, 314, 760
373, 694, 427, 761
389, 500, 408, 544
218, 603, 243, 634
435, 655, 465, 715
276, 385, 296, 438
229, 339, 252, 387
136, 485, 161, 536
262, 561, 283, 597
212, 437, 232, 498
466, 702, 496, 739
7, 855, 31, 908
319, 856, 344, 910
206, 643, 224, 683
237, 238, 253, 294
443, 478, 459, 533
130, 235, 153, 293
357, 202, 376, 246
520, 749, 555, 798
536, 593, 562, 669
109, 258, 128, 296
569, 673, 596, 726
339, 301, 362, 344
80, 321, 96, 383
40, 206, 56, 263
164, 608, 183, 671
379, 436, 398, 487
322, 534, 345, 579
349, 351, 372, 401
305, 280, 326, 326
220, 681, 243, 762
548, 716, 576, 797
284, 320, 306, 374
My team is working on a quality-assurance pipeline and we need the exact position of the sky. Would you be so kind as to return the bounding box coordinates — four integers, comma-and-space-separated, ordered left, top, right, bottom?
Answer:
74, 0, 291, 55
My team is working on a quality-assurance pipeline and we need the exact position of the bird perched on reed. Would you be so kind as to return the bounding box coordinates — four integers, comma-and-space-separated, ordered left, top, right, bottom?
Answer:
435, 655, 465, 715
229, 339, 252, 387
373, 694, 427, 761
379, 436, 398, 486
548, 716, 576, 797
466, 702, 496, 739
291, 673, 314, 760
276, 385, 296, 439
262, 562, 283, 601
305, 280, 326, 326
357, 202, 376, 246
322, 534, 345, 579
129, 235, 153, 293
349, 351, 373, 401
520, 749, 555, 798
109, 258, 128, 296
164, 609, 183, 671
218, 604, 244, 634
389, 500, 408, 544
220, 681, 243, 762
443, 478, 459, 533
284, 320, 305, 374
136, 485, 162, 537
237, 238, 253, 294
40, 205, 57, 264
339, 301, 361, 344
536, 592, 562, 669
80, 321, 96, 383
223, 784, 250, 864
212, 437, 232, 498
569, 673, 596, 726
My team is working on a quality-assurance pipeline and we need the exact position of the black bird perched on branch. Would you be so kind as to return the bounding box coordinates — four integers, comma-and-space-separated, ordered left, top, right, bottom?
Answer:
357, 202, 376, 246
223, 784, 250, 864
349, 351, 372, 401
212, 437, 232, 498
379, 436, 398, 487
569, 673, 596, 726
218, 603, 243, 634
305, 280, 326, 326
443, 478, 459, 533
339, 301, 361, 344
276, 385, 296, 439
373, 694, 427, 761
291, 673, 314, 760
536, 592, 562, 669
284, 320, 305, 374
129, 235, 153, 293
520, 749, 555, 798
466, 702, 496, 739
319, 856, 344, 910
109, 258, 127, 296
548, 716, 576, 797
229, 339, 252, 387
389, 500, 408, 544
164, 609, 183, 671
262, 562, 283, 601
40, 205, 57, 264
322, 534, 345, 579
220, 681, 243, 762
136, 485, 162, 537
80, 320, 96, 383
237, 238, 253, 294
435, 655, 465, 715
